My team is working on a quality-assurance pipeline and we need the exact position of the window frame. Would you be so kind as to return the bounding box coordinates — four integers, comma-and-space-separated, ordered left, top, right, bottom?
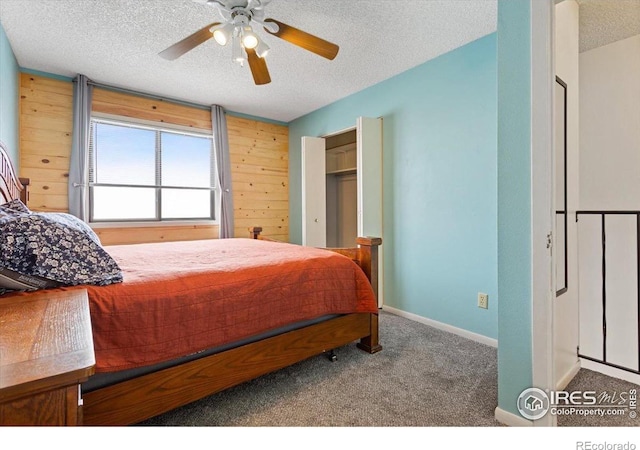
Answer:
88, 115, 219, 226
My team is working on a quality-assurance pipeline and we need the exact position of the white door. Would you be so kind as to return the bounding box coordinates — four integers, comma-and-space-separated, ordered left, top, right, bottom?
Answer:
357, 117, 384, 306
301, 136, 326, 247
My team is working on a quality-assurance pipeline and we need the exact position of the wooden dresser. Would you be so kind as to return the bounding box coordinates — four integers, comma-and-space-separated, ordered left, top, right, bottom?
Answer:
0, 289, 95, 426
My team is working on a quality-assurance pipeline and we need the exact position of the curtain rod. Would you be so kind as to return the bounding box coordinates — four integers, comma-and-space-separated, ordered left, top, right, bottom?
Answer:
77, 76, 287, 126
84, 79, 212, 112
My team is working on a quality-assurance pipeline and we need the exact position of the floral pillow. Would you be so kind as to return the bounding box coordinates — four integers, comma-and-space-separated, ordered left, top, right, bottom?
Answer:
0, 199, 31, 218
38, 212, 103, 246
0, 212, 122, 294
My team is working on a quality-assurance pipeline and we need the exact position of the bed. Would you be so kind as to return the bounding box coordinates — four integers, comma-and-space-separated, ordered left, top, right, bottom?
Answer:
0, 142, 381, 426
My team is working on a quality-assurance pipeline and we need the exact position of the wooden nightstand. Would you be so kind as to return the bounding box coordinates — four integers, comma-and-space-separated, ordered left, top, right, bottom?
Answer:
0, 289, 95, 426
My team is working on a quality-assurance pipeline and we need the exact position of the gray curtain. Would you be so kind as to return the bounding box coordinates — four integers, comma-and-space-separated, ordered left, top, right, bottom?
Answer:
211, 105, 234, 238
68, 74, 93, 221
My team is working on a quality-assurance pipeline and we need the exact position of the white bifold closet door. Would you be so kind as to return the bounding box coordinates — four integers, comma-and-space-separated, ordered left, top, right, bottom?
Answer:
301, 136, 327, 247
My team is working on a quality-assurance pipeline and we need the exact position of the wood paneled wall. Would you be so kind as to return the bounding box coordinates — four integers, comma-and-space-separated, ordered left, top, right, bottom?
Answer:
20, 75, 73, 213
19, 74, 289, 244
227, 116, 289, 240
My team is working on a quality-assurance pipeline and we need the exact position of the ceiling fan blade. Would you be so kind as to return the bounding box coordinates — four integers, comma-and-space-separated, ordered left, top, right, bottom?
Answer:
246, 48, 271, 85
159, 22, 220, 60
263, 18, 339, 60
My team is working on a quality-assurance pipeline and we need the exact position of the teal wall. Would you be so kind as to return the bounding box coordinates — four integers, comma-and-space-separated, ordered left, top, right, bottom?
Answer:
289, 34, 498, 339
0, 23, 19, 167
496, 0, 534, 417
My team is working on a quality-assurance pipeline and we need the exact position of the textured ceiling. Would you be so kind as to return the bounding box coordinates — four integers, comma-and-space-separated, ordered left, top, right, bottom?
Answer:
2, 1, 632, 123
576, 0, 640, 52
0, 0, 498, 123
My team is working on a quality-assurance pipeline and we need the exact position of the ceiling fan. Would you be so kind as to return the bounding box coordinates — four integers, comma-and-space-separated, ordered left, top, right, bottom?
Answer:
159, 0, 340, 85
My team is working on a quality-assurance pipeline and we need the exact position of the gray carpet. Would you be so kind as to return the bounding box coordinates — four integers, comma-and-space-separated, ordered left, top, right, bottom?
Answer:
139, 311, 638, 427
559, 368, 640, 427
140, 310, 501, 426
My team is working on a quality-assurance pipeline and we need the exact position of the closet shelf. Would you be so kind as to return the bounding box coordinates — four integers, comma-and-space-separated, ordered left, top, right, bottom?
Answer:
326, 167, 357, 175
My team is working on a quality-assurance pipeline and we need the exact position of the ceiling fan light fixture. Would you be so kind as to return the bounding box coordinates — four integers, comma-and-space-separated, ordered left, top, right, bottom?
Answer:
211, 23, 233, 46
232, 35, 246, 64
255, 40, 270, 58
241, 26, 259, 49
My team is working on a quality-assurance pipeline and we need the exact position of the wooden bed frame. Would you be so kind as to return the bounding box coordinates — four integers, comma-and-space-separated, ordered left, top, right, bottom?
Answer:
0, 141, 29, 206
0, 142, 382, 426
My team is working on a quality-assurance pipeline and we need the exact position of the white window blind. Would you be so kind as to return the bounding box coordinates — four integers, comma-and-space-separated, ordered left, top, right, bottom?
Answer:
88, 117, 217, 222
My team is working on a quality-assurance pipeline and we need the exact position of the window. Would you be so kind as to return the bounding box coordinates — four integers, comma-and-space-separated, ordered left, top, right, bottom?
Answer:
89, 118, 217, 223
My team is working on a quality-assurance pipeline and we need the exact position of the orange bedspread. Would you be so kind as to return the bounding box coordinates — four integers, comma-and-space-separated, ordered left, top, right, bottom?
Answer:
77, 238, 377, 372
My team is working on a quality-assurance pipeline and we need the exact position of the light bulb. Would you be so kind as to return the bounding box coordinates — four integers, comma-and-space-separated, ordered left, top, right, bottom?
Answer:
213, 29, 228, 46
241, 27, 259, 49
255, 40, 270, 58
211, 23, 233, 46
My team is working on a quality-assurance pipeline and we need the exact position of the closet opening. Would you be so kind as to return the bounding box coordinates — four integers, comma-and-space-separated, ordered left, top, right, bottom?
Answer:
324, 129, 357, 248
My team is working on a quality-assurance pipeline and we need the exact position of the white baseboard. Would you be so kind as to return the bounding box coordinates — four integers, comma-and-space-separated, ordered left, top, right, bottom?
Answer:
382, 305, 498, 348
556, 359, 581, 390
494, 406, 533, 427
580, 358, 640, 386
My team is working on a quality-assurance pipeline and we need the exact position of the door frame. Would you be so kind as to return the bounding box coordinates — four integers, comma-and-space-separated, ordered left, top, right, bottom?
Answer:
321, 125, 357, 140
532, 0, 557, 427
319, 120, 384, 307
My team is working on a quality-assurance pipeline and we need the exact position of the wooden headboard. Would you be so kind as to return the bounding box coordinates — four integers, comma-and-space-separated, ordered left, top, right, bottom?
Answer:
0, 141, 29, 204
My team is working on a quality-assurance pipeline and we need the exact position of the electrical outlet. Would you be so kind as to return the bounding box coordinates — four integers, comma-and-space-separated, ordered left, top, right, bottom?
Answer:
478, 293, 489, 309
